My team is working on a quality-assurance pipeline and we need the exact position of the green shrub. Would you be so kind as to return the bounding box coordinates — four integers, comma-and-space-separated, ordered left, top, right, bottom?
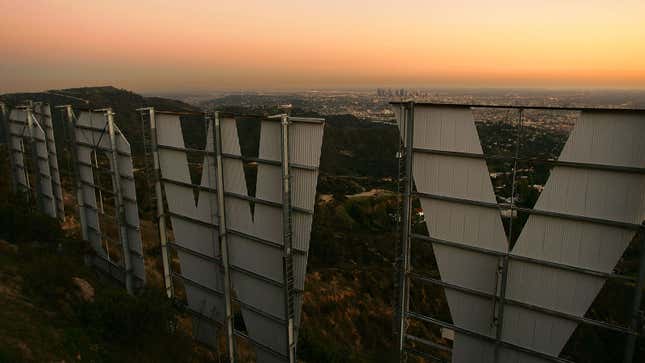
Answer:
21, 254, 79, 306
298, 327, 354, 363
0, 347, 22, 363
78, 289, 194, 362
0, 192, 62, 245
79, 289, 175, 343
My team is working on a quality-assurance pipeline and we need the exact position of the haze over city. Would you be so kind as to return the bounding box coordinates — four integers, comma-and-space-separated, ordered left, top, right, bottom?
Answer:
2, 0, 645, 93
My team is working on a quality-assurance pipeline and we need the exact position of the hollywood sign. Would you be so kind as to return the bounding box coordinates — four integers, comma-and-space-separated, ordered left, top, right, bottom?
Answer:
1, 100, 643, 363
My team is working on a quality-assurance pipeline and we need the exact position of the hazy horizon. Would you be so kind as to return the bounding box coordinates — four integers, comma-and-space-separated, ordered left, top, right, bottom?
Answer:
2, 0, 645, 93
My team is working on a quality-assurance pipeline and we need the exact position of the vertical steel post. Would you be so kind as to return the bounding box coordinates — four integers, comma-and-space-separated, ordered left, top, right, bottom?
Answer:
0, 102, 5, 139
212, 111, 237, 363
106, 109, 133, 294
148, 108, 174, 299
623, 225, 645, 363
493, 108, 523, 362
93, 149, 105, 214
397, 102, 414, 360
26, 105, 43, 211
64, 106, 89, 240
0, 102, 18, 193
280, 113, 297, 363
34, 103, 59, 220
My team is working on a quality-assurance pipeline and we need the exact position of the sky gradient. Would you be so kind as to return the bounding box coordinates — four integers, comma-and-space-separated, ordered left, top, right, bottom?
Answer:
1, 0, 644, 93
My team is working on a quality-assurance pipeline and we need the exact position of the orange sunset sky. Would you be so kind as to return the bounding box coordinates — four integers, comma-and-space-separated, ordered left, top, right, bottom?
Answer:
1, 0, 644, 93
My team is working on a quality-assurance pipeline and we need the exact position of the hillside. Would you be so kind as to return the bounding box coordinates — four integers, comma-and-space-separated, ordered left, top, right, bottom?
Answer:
0, 87, 405, 362
3, 87, 643, 362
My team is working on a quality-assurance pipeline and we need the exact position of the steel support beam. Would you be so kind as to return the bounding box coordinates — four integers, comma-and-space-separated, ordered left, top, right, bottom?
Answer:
408, 311, 575, 363
62, 106, 89, 240
26, 105, 43, 210
147, 108, 174, 299
623, 225, 645, 363
410, 272, 637, 336
213, 111, 237, 363
105, 109, 133, 294
493, 108, 523, 362
280, 113, 297, 363
397, 102, 414, 359
412, 147, 645, 175
413, 233, 636, 282
34, 104, 62, 220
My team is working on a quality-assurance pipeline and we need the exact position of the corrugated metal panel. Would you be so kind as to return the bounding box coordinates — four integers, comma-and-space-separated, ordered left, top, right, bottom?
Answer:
409, 106, 506, 362
258, 120, 324, 167
221, 117, 242, 156
557, 111, 645, 168
155, 113, 186, 148
157, 114, 219, 224
256, 164, 318, 211
413, 106, 482, 154
222, 158, 247, 195
451, 334, 495, 363
172, 217, 219, 256
255, 351, 287, 363
234, 271, 286, 319
229, 233, 283, 281
502, 111, 645, 359
183, 282, 225, 347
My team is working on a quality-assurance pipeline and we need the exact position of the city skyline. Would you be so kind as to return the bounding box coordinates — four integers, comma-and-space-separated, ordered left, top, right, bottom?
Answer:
2, 0, 645, 93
